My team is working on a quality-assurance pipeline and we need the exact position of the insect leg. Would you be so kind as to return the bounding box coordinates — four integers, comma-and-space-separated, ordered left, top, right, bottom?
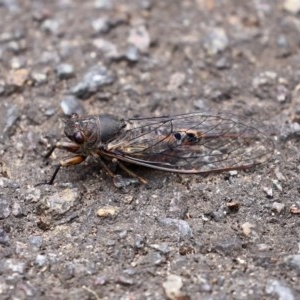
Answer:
47, 165, 61, 185
96, 157, 118, 178
111, 158, 148, 184
48, 155, 86, 185
45, 142, 80, 158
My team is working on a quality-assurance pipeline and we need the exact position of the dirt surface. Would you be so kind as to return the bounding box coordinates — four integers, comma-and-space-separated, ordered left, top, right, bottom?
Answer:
1, 0, 300, 299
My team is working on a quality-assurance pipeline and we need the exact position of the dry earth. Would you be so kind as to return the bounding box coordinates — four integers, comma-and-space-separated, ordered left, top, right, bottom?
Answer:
0, 0, 300, 299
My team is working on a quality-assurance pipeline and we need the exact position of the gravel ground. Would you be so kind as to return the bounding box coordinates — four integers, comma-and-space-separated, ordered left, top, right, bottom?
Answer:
1, 0, 300, 299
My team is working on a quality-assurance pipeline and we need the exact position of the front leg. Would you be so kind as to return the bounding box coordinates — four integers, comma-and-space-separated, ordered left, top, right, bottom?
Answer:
45, 142, 80, 159
47, 155, 86, 185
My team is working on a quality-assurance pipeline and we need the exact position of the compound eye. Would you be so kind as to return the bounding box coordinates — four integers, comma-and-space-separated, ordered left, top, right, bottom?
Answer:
73, 131, 84, 144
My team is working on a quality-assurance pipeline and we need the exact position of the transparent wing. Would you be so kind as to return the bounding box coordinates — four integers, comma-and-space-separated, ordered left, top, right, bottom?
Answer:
106, 113, 274, 173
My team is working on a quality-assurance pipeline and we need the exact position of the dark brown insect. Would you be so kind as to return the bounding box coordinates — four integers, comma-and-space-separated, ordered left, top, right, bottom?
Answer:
45, 112, 274, 186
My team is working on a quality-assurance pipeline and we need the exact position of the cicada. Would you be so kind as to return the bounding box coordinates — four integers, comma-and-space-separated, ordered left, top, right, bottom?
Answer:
45, 112, 274, 186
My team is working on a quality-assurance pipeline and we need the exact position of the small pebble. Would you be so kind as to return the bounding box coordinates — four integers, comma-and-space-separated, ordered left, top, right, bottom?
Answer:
214, 236, 242, 255
0, 0, 20, 12
35, 254, 48, 267
0, 228, 10, 245
125, 45, 140, 62
284, 254, 300, 274
215, 56, 232, 69
93, 38, 120, 59
92, 17, 111, 34
284, 0, 300, 14
39, 51, 60, 64
97, 206, 119, 217
123, 268, 136, 276
0, 105, 20, 142
10, 56, 26, 69
28, 236, 43, 249
263, 186, 273, 198
31, 72, 48, 85
60, 96, 85, 116
0, 198, 11, 219
94, 276, 107, 286
276, 84, 290, 103
71, 65, 115, 99
41, 188, 81, 216
210, 207, 227, 222
257, 243, 270, 251
276, 35, 292, 58
273, 179, 283, 192
150, 243, 171, 254
271, 202, 285, 214
113, 175, 139, 188
115, 274, 134, 286
140, 0, 153, 9
4, 259, 26, 274
55, 63, 75, 80
228, 170, 238, 176
94, 0, 112, 9
162, 274, 185, 300
41, 19, 60, 34
203, 27, 229, 55
241, 222, 255, 236
12, 202, 23, 217
6, 68, 29, 88
167, 72, 186, 91
157, 217, 193, 238
137, 252, 165, 266
266, 279, 295, 300
123, 195, 134, 204
199, 281, 213, 293
7, 39, 27, 54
